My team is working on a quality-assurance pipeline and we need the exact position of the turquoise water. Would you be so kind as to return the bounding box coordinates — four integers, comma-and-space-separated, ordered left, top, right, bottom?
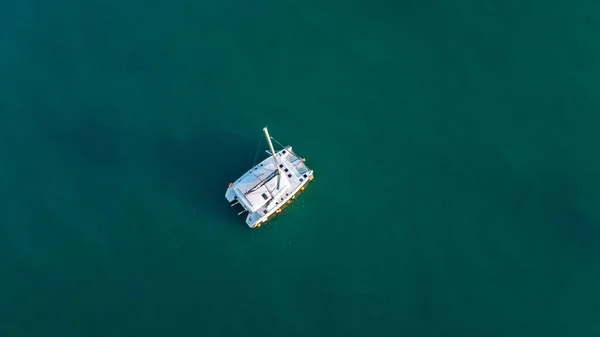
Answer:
1, 0, 599, 335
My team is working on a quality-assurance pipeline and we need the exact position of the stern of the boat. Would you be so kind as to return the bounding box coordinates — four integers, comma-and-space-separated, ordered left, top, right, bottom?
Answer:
225, 185, 236, 202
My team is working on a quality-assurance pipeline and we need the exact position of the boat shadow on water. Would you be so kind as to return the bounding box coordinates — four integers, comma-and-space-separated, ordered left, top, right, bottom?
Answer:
153, 129, 258, 227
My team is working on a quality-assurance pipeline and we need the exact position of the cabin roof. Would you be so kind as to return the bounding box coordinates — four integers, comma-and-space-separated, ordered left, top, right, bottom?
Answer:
230, 147, 306, 213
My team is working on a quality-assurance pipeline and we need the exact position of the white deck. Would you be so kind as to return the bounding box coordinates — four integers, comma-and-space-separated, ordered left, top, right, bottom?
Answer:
225, 146, 313, 228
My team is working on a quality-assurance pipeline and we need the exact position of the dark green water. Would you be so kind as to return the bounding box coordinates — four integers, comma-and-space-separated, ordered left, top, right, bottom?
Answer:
1, 0, 599, 335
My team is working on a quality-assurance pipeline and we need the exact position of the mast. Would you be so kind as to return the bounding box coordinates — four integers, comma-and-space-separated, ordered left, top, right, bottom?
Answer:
263, 126, 283, 190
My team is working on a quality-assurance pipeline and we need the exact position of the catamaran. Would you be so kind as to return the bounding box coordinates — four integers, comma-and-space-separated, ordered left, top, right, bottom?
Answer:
225, 127, 314, 228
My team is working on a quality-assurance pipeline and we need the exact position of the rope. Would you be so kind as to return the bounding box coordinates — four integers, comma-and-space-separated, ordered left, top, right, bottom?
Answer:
271, 135, 301, 159
271, 136, 286, 149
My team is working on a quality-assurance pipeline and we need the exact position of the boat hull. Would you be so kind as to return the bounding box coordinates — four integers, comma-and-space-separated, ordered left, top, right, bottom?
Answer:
225, 137, 313, 228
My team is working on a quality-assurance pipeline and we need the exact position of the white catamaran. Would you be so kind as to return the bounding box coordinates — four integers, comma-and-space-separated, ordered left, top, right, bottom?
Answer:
225, 127, 314, 228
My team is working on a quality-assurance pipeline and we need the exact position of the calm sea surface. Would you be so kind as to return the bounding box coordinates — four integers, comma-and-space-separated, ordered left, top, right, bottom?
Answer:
1, 0, 599, 336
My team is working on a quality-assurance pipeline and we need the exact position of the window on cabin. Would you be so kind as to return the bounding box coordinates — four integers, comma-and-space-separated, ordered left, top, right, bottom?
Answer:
261, 193, 269, 200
